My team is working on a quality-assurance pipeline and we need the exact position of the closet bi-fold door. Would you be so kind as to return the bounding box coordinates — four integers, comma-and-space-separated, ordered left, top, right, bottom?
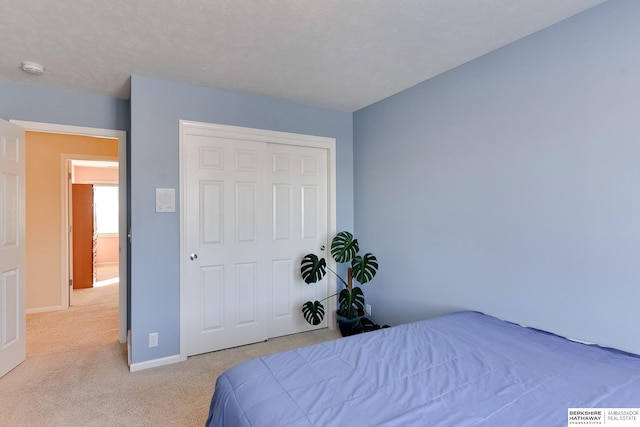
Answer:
182, 126, 329, 357
268, 142, 328, 338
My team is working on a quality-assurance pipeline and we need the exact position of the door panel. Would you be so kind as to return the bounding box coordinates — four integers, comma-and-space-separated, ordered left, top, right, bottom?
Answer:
72, 184, 94, 289
0, 119, 25, 378
268, 144, 328, 337
185, 136, 270, 356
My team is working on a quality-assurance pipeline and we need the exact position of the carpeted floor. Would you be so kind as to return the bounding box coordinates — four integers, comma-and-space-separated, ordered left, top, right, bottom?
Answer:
0, 282, 340, 426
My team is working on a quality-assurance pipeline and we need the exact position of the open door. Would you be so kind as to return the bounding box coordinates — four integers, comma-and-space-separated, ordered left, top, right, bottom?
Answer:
0, 119, 26, 378
72, 184, 94, 289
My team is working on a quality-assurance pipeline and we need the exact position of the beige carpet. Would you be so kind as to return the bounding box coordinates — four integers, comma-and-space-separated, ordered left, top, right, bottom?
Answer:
95, 263, 119, 282
0, 283, 341, 426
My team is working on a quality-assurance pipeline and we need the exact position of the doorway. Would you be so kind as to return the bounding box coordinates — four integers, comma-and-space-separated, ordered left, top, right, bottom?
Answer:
13, 120, 128, 346
70, 161, 120, 292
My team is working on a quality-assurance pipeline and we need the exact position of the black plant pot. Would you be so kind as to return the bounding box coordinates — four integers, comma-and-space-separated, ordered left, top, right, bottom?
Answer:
336, 314, 364, 337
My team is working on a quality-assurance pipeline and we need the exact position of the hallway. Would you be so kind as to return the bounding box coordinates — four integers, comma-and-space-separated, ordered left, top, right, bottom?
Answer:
27, 282, 120, 358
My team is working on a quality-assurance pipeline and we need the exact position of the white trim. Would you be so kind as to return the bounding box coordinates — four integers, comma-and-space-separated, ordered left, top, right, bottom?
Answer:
129, 354, 182, 372
10, 120, 124, 140
12, 120, 129, 344
178, 121, 189, 363
178, 121, 337, 362
26, 305, 65, 314
180, 120, 334, 148
61, 154, 118, 309
326, 133, 337, 331
77, 180, 119, 186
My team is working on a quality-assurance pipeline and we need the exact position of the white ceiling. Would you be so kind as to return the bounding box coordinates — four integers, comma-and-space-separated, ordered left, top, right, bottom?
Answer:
1, 0, 607, 112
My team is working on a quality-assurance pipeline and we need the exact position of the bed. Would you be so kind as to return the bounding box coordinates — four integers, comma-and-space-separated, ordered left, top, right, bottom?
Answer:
206, 311, 640, 426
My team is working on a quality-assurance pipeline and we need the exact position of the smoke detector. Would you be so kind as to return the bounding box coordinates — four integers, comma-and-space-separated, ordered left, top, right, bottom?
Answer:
21, 61, 45, 75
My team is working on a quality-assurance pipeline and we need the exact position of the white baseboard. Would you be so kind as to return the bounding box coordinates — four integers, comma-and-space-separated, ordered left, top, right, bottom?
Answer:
129, 354, 182, 372
27, 304, 64, 314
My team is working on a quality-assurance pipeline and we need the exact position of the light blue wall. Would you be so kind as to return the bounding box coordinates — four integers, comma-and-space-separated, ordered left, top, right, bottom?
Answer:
354, 0, 640, 354
0, 82, 129, 131
129, 76, 353, 363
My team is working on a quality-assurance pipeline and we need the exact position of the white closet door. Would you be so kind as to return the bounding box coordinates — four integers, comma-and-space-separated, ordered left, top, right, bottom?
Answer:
184, 135, 271, 355
268, 143, 328, 337
182, 125, 331, 357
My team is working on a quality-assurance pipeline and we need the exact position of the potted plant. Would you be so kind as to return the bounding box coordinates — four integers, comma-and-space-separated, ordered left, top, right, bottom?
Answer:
300, 231, 379, 336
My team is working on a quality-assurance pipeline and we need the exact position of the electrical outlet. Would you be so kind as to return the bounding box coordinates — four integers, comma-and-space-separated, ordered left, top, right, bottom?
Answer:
365, 304, 372, 316
149, 332, 158, 348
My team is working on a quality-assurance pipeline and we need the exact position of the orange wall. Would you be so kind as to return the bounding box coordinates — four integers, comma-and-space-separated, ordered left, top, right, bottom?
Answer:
26, 131, 118, 311
95, 235, 119, 264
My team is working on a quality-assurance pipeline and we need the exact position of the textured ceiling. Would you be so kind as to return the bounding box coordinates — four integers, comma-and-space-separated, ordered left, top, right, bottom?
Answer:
0, 0, 607, 111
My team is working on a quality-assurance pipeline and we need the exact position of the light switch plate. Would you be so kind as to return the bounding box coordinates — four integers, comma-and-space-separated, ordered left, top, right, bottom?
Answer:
156, 188, 175, 213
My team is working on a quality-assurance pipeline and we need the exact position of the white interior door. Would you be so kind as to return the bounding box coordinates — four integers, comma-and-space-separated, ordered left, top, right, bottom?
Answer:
184, 135, 270, 356
0, 119, 26, 378
268, 143, 328, 337
181, 122, 333, 357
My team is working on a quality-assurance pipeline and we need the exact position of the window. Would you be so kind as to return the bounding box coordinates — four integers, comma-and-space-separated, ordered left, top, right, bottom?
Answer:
94, 185, 118, 234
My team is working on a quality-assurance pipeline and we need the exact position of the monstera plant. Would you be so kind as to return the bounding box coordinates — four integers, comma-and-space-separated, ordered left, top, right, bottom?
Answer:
300, 231, 379, 336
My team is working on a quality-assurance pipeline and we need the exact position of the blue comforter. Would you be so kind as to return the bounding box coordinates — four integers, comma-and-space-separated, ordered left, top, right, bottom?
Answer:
206, 311, 640, 426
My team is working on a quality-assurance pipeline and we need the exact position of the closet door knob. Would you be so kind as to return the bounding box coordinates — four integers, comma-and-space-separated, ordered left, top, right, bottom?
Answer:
190, 253, 198, 261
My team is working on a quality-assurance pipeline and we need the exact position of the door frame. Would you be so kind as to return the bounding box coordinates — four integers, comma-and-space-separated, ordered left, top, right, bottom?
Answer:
10, 120, 128, 344
64, 157, 118, 296
178, 120, 337, 361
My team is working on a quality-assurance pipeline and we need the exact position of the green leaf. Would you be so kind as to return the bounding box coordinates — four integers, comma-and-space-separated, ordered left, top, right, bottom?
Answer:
351, 253, 378, 284
338, 287, 365, 319
302, 300, 325, 325
331, 231, 359, 263
300, 254, 326, 284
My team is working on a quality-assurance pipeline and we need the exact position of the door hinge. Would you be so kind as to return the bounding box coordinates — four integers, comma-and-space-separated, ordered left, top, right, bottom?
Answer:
128, 227, 132, 244
68, 225, 72, 233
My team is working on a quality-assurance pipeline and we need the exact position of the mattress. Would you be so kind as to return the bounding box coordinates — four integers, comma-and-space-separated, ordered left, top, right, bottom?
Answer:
206, 311, 640, 426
